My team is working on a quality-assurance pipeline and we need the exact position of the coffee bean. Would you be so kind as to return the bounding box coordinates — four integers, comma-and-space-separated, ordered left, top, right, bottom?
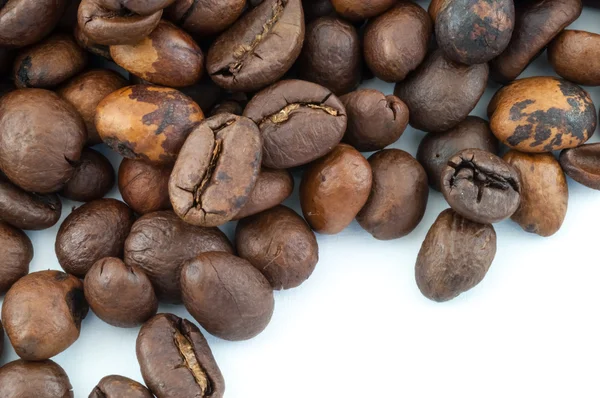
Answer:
416, 208, 497, 302
119, 159, 172, 215
0, 222, 33, 294
244, 79, 347, 169
233, 167, 294, 220
548, 30, 600, 86
59, 148, 115, 202
441, 149, 521, 224
2, 270, 89, 360
74, 24, 112, 60
0, 0, 68, 48
124, 210, 233, 303
166, 0, 246, 37
357, 149, 429, 240
560, 143, 600, 190
0, 359, 74, 398
97, 0, 176, 15
169, 113, 262, 227
136, 313, 225, 398
84, 257, 158, 328
428, 0, 443, 20
330, 0, 396, 20
181, 252, 275, 341
55, 199, 135, 278
90, 375, 153, 398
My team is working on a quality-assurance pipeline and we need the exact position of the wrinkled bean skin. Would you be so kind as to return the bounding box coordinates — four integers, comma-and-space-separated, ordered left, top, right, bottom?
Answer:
233, 168, 294, 220
0, 0, 68, 48
55, 199, 135, 278
330, 0, 396, 20
119, 159, 172, 215
60, 148, 115, 202
0, 360, 74, 398
416, 209, 497, 302
560, 143, 600, 190
136, 313, 225, 398
503, 151, 568, 237
166, 0, 246, 37
0, 222, 33, 294
89, 375, 153, 398
2, 270, 89, 361
548, 30, 600, 86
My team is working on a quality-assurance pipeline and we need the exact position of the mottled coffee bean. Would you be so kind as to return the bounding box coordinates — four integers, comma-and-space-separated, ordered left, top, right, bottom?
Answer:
207, 0, 305, 92
55, 199, 135, 278
303, 0, 335, 21
560, 143, 600, 190
233, 168, 294, 220
119, 159, 172, 215
244, 79, 347, 169
0, 0, 68, 48
417, 116, 499, 191
124, 211, 233, 303
0, 89, 86, 193
416, 209, 497, 302
394, 49, 489, 133
330, 0, 395, 20
58, 69, 128, 146
169, 114, 262, 227
0, 222, 32, 294
236, 205, 318, 290
182, 252, 275, 341
84, 258, 158, 328
357, 149, 429, 240
90, 375, 153, 398
341, 89, 409, 152
74, 24, 111, 59
490, 0, 582, 83
136, 313, 225, 398
166, 0, 246, 37
548, 30, 600, 86
96, 85, 204, 165
2, 270, 89, 360
0, 360, 74, 398
503, 151, 568, 237
59, 148, 115, 202
363, 2, 432, 83
488, 77, 597, 152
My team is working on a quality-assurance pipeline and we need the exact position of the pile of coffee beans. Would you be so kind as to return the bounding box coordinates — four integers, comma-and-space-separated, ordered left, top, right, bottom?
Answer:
0, 0, 598, 395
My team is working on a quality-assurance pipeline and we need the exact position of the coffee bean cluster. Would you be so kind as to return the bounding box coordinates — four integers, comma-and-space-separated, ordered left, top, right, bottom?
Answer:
0, 0, 597, 396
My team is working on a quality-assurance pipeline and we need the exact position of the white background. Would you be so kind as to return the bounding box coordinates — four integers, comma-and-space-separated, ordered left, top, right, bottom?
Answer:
2, 2, 600, 397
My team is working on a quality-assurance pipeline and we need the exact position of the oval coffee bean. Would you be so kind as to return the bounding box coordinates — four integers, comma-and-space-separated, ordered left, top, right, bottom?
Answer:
560, 143, 600, 190
166, 0, 246, 37
136, 313, 225, 398
0, 222, 33, 294
169, 114, 262, 227
233, 168, 294, 220
84, 258, 158, 328
548, 30, 600, 86
207, 0, 305, 92
96, 85, 204, 165
244, 79, 347, 169
59, 148, 115, 202
0, 359, 74, 398
503, 151, 568, 237
415, 209, 497, 302
330, 0, 395, 20
417, 116, 499, 191
55, 199, 135, 278
124, 210, 233, 303
90, 375, 153, 398
119, 159, 172, 215
2, 270, 89, 360
182, 252, 275, 341
488, 77, 597, 152
357, 149, 429, 240
0, 0, 67, 48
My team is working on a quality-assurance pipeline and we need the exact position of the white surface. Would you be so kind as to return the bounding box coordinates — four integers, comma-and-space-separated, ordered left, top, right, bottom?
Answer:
2, 3, 600, 397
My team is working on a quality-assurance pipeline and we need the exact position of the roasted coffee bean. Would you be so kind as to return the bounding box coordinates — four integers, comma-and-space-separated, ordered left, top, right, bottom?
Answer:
136, 313, 225, 398
0, 89, 86, 193
124, 210, 233, 303
59, 148, 115, 202
96, 85, 204, 165
236, 205, 319, 290
166, 0, 246, 37
233, 168, 294, 220
488, 77, 597, 152
560, 143, 600, 190
548, 30, 600, 86
415, 208, 497, 302
74, 24, 112, 60
169, 114, 262, 227
0, 222, 33, 294
417, 116, 499, 191
90, 375, 153, 398
330, 0, 396, 20
0, 359, 74, 398
182, 251, 275, 341
341, 89, 409, 152
97, 0, 176, 14
503, 151, 568, 237
441, 149, 521, 224
207, 0, 305, 92
84, 258, 158, 328
119, 159, 172, 215
0, 0, 68, 48
490, 0, 582, 83
357, 149, 429, 240
2, 270, 88, 360
244, 79, 347, 169
55, 199, 135, 278
303, 0, 336, 21
58, 69, 128, 146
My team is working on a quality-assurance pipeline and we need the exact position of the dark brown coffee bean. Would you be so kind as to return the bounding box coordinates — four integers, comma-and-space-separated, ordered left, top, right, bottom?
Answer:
2, 270, 89, 360
136, 313, 225, 398
207, 0, 305, 92
182, 251, 275, 340
548, 30, 600, 86
84, 258, 158, 328
233, 168, 294, 220
124, 210, 233, 303
244, 79, 347, 169
303, 0, 335, 21
0, 359, 74, 398
55, 199, 135, 278
97, 0, 176, 15
0, 0, 68, 48
560, 143, 600, 190
0, 89, 86, 193
341, 89, 409, 152
488, 77, 597, 152
417, 116, 499, 191
96, 85, 204, 165
330, 0, 395, 20
166, 0, 246, 37
119, 159, 172, 215
0, 222, 33, 294
74, 24, 112, 59
357, 149, 428, 240
416, 208, 496, 302
59, 148, 115, 202
90, 375, 153, 398
169, 114, 262, 227
503, 151, 568, 237
394, 49, 489, 133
